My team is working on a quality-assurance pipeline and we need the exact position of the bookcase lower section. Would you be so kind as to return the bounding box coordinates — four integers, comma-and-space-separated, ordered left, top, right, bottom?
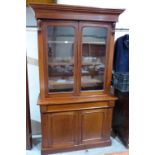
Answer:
40, 100, 115, 155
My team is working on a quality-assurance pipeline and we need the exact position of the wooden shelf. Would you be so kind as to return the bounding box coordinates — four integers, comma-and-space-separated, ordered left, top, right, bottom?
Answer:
48, 40, 74, 44
83, 41, 106, 45
49, 73, 73, 77
48, 62, 73, 66
49, 72, 103, 77
81, 78, 101, 84
48, 78, 102, 89
48, 41, 105, 45
48, 62, 104, 66
82, 62, 104, 66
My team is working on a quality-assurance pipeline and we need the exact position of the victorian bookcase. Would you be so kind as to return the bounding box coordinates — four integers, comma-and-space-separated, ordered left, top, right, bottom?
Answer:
30, 3, 124, 155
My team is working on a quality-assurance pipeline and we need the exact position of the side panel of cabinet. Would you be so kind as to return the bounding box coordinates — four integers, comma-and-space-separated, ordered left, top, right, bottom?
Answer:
79, 108, 113, 144
47, 111, 78, 148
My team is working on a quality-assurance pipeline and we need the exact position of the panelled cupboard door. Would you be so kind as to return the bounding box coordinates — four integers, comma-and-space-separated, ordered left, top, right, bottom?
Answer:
47, 111, 78, 148
79, 108, 113, 144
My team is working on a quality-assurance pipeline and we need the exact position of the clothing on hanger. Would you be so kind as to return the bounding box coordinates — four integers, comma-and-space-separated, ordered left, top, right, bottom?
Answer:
113, 34, 129, 73
113, 34, 129, 92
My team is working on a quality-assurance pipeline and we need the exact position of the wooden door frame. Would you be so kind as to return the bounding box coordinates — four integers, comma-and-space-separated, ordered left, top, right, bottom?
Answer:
38, 20, 114, 99
40, 20, 79, 98
78, 21, 112, 96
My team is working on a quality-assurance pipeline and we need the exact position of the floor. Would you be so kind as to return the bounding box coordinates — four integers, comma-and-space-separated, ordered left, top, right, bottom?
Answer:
105, 152, 128, 155
26, 137, 128, 155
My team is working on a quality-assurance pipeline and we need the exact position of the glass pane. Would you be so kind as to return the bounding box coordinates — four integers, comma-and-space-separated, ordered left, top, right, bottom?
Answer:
47, 26, 75, 93
81, 27, 107, 91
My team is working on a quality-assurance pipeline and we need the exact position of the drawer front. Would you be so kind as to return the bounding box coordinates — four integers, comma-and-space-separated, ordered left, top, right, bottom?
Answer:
40, 101, 115, 113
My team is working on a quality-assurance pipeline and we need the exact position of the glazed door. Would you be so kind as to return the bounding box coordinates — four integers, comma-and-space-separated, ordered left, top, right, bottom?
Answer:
79, 22, 110, 95
43, 21, 78, 96
42, 21, 111, 97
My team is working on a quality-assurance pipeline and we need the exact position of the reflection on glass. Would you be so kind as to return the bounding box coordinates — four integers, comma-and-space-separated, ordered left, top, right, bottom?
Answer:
81, 27, 107, 91
47, 26, 75, 93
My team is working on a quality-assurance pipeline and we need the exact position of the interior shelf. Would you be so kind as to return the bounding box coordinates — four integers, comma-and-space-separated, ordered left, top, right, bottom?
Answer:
83, 41, 105, 45
48, 40, 74, 44
48, 62, 73, 66
48, 41, 105, 45
48, 78, 101, 88
48, 62, 104, 66
49, 72, 103, 77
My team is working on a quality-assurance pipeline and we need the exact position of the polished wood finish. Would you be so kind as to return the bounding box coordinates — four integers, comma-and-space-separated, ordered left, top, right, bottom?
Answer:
80, 108, 112, 143
30, 4, 124, 155
47, 111, 78, 147
26, 0, 56, 5
39, 95, 117, 105
30, 3, 123, 22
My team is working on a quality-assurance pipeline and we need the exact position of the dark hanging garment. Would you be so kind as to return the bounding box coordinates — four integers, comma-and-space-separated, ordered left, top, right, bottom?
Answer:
113, 34, 129, 73
113, 34, 129, 92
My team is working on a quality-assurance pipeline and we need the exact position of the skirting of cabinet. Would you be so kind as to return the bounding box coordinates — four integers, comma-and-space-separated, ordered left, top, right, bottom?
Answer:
41, 140, 111, 155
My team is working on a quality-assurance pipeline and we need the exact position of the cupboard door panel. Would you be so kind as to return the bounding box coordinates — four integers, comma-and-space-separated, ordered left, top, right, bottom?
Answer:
47, 111, 78, 147
80, 108, 112, 144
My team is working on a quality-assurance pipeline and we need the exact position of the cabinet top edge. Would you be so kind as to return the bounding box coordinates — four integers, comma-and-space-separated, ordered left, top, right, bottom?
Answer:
29, 3, 125, 16
38, 95, 118, 105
